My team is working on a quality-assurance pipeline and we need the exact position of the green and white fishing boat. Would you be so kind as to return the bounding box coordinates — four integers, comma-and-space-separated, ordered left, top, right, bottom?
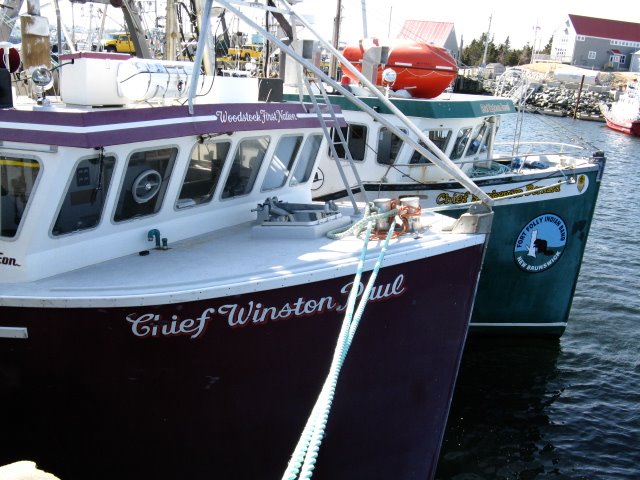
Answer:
287, 38, 605, 337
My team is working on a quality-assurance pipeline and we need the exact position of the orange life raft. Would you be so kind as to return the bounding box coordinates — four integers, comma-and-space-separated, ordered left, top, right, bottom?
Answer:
341, 38, 458, 99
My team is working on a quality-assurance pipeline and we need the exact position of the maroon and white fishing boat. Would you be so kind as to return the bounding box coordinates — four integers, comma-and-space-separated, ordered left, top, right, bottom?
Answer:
0, 20, 492, 480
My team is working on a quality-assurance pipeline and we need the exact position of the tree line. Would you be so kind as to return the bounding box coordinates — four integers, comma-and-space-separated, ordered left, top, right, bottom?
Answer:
460, 34, 553, 67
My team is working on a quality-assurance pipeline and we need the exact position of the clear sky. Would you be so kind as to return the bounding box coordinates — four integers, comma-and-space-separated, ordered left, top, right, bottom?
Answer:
294, 0, 640, 50
31, 0, 640, 52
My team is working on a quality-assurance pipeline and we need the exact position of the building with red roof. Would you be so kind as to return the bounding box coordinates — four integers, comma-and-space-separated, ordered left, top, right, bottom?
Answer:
550, 14, 640, 71
397, 20, 459, 60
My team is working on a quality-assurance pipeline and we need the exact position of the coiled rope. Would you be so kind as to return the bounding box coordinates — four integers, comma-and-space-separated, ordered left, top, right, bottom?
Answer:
282, 216, 399, 480
327, 200, 421, 240
469, 161, 512, 177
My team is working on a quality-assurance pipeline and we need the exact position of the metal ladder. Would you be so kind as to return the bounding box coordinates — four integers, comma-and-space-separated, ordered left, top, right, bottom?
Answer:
297, 73, 368, 213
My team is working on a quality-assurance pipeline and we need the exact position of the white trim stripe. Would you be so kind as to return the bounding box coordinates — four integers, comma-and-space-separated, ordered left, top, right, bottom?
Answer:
0, 327, 28, 339
0, 115, 220, 134
471, 322, 567, 328
297, 113, 345, 120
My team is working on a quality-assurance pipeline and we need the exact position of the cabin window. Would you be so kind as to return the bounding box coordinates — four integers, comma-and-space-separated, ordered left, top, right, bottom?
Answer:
376, 127, 405, 165
261, 135, 303, 191
52, 154, 116, 236
588, 51, 596, 60
291, 134, 323, 185
428, 129, 452, 152
0, 156, 40, 238
450, 128, 473, 160
409, 129, 452, 164
114, 147, 177, 222
177, 141, 230, 208
409, 141, 435, 164
466, 123, 489, 156
222, 136, 270, 199
330, 124, 367, 161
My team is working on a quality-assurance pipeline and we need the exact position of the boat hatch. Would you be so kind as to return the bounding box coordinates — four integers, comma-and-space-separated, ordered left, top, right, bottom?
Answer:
252, 197, 351, 239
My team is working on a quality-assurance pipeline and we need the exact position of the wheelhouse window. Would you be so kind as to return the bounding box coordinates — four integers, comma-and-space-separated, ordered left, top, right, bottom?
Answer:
0, 156, 40, 238
409, 129, 452, 164
262, 135, 303, 191
177, 141, 230, 208
330, 124, 367, 161
114, 147, 177, 222
53, 154, 116, 235
466, 123, 489, 156
427, 129, 452, 152
222, 136, 270, 199
450, 127, 473, 160
376, 127, 405, 165
291, 134, 323, 185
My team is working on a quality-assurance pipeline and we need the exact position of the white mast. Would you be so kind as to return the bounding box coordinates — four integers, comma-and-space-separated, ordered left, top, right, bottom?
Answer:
361, 0, 367, 38
481, 14, 492, 67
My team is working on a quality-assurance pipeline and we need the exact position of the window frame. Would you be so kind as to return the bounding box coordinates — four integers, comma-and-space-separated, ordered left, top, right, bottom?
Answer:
52, 152, 117, 236
329, 123, 368, 162
113, 146, 178, 223
261, 134, 304, 192
290, 133, 324, 186
0, 155, 42, 239
176, 139, 231, 209
220, 135, 271, 200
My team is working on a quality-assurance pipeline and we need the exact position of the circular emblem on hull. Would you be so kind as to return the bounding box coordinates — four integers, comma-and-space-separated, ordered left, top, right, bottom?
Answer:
514, 213, 567, 273
312, 167, 325, 191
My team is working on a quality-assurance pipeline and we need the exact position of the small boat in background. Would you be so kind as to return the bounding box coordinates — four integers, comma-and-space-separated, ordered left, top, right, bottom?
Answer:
600, 78, 640, 136
341, 38, 458, 99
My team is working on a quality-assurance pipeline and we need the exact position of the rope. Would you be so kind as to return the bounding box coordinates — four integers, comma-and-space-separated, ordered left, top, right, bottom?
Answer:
283, 218, 398, 480
326, 201, 421, 240
469, 161, 511, 177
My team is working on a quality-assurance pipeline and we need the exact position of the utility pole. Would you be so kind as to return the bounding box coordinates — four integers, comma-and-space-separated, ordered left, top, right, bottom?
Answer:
329, 0, 341, 79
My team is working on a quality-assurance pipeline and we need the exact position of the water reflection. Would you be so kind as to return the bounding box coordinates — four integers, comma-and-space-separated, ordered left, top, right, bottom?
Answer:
435, 338, 562, 479
436, 114, 640, 480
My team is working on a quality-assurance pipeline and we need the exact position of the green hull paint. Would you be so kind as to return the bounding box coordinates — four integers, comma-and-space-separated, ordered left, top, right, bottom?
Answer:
442, 168, 602, 337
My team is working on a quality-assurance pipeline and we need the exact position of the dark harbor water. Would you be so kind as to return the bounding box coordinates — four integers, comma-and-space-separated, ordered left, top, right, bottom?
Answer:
435, 114, 640, 479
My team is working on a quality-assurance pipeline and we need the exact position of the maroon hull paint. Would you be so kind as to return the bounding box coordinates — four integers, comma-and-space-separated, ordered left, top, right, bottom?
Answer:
0, 244, 483, 480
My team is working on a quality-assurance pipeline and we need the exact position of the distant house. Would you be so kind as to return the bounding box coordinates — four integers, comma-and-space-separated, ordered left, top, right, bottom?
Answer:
397, 20, 459, 60
550, 14, 640, 71
631, 50, 640, 72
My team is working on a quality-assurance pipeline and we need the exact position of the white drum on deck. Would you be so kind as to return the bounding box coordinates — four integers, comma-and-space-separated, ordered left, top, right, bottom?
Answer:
117, 59, 213, 102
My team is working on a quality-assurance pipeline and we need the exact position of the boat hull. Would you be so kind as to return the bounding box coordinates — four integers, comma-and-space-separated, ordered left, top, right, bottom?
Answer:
463, 169, 602, 336
600, 103, 640, 136
602, 115, 640, 136
0, 244, 483, 480
320, 166, 603, 336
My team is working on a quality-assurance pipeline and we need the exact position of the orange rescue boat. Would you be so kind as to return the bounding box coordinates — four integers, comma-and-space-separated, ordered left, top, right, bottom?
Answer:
341, 38, 458, 99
